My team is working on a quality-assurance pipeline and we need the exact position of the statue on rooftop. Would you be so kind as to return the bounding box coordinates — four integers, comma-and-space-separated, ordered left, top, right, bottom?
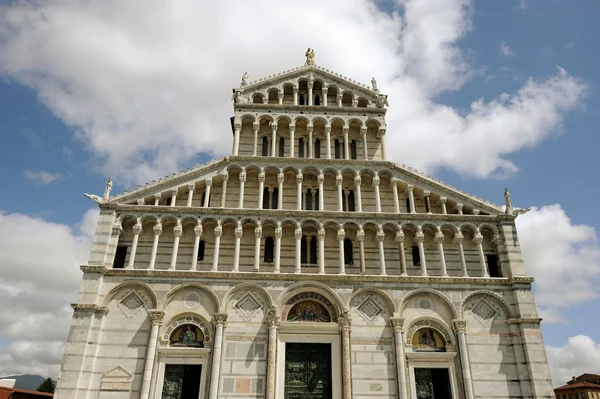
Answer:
504, 188, 512, 214
241, 72, 249, 87
103, 178, 113, 199
305, 48, 315, 66
371, 77, 379, 92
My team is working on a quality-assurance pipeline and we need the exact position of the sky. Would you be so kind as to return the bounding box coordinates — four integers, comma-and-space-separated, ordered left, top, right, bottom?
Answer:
0, 0, 599, 386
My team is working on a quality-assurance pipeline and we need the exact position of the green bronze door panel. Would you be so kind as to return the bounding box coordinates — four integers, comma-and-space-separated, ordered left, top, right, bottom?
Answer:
284, 343, 332, 399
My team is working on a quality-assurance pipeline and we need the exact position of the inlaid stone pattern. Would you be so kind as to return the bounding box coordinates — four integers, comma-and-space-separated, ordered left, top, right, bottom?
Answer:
471, 299, 498, 322
183, 292, 203, 310
235, 292, 262, 320
357, 297, 384, 321
118, 291, 145, 317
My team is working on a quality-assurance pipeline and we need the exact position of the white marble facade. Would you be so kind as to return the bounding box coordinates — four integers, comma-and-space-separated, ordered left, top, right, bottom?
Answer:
54, 57, 555, 399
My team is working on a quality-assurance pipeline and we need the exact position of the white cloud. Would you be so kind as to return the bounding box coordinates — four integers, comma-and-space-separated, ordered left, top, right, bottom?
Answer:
546, 335, 600, 386
499, 40, 514, 56
0, 0, 587, 183
0, 209, 98, 377
23, 170, 65, 185
517, 205, 600, 322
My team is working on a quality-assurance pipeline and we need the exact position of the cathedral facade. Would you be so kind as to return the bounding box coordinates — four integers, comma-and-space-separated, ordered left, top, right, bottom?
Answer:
55, 54, 555, 399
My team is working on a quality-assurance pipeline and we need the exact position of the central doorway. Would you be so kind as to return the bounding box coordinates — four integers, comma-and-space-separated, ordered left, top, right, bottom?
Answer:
161, 364, 201, 399
414, 368, 452, 399
284, 343, 332, 399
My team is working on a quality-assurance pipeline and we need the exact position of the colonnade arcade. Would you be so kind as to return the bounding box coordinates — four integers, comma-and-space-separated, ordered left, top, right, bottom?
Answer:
113, 215, 504, 279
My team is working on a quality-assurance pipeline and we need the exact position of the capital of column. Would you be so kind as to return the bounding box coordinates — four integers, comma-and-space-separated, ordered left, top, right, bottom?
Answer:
154, 193, 162, 201
133, 223, 143, 235
307, 81, 313, 89
235, 227, 243, 239
472, 234, 483, 245
354, 176, 361, 185
213, 313, 228, 327
338, 314, 352, 332
440, 196, 447, 204
342, 126, 349, 134
390, 177, 398, 186
406, 184, 414, 192
394, 231, 404, 243
205, 179, 212, 187
360, 126, 367, 136
194, 225, 203, 237
456, 203, 464, 211
257, 172, 265, 183
170, 188, 178, 196
239, 172, 247, 183
277, 173, 284, 184
377, 128, 387, 137
221, 171, 229, 181
307, 124, 313, 133
318, 173, 324, 184
271, 124, 278, 132
356, 229, 365, 242
324, 126, 331, 134
289, 124, 296, 133
111, 224, 123, 236
275, 227, 283, 239
255, 226, 263, 238
452, 319, 467, 333
293, 87, 299, 94
187, 183, 195, 192
453, 233, 464, 244
173, 224, 183, 237
434, 231, 444, 243
318, 228, 325, 241
137, 198, 145, 205
492, 234, 505, 246
423, 190, 430, 198
415, 232, 424, 243
337, 228, 345, 241
267, 305, 280, 328
376, 230, 385, 242
295, 228, 302, 240
234, 122, 241, 131
153, 224, 163, 236
372, 175, 380, 187
148, 310, 166, 326
296, 173, 303, 184
278, 92, 283, 100
214, 225, 222, 237
253, 122, 259, 130
389, 317, 405, 333
336, 174, 343, 186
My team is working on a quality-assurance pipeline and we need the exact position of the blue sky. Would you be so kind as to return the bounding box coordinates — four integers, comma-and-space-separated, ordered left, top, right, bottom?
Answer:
0, 0, 599, 383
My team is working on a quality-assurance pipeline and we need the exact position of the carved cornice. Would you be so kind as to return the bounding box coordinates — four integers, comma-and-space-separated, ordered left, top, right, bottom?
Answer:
71, 303, 109, 315
80, 265, 106, 274
507, 317, 543, 326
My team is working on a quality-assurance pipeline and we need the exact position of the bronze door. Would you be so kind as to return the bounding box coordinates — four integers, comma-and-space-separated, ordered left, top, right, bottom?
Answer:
284, 343, 332, 399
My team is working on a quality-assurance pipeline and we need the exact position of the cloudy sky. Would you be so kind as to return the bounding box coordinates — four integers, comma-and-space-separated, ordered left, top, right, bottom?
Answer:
1, 0, 599, 386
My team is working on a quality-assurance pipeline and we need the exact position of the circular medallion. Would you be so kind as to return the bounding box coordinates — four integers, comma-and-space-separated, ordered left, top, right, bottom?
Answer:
417, 297, 435, 314
183, 292, 202, 310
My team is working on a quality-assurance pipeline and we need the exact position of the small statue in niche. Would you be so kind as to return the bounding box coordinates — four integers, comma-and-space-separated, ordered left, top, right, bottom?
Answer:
305, 47, 315, 66
241, 72, 249, 86
371, 77, 379, 92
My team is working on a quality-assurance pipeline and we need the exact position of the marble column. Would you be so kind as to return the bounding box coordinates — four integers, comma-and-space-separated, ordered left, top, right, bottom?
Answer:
258, 172, 265, 209
186, 183, 195, 207
265, 307, 280, 399
390, 318, 408, 399
357, 229, 366, 274
391, 178, 400, 213
318, 173, 324, 210
373, 174, 381, 212
424, 191, 431, 213
232, 222, 242, 272
295, 227, 302, 273
293, 88, 298, 106
322, 86, 328, 106
325, 126, 332, 159
337, 94, 342, 107
220, 172, 228, 208
355, 176, 362, 212
271, 124, 277, 157
277, 173, 284, 209
455, 234, 469, 277
278, 92, 283, 105
254, 222, 262, 272
361, 127, 368, 161
318, 228, 325, 274
440, 197, 447, 214
203, 180, 212, 208
252, 123, 259, 156
457, 203, 464, 215
169, 221, 182, 270
211, 222, 222, 272
289, 125, 295, 157
127, 221, 142, 269
274, 223, 282, 273
395, 231, 407, 276
139, 310, 165, 399
308, 125, 313, 158
190, 225, 202, 271
338, 228, 346, 275
148, 222, 162, 270
296, 174, 303, 210
378, 128, 387, 160
492, 235, 507, 277
233, 123, 240, 155
336, 174, 344, 211
474, 234, 489, 277
343, 127, 349, 160
407, 185, 416, 213
435, 231, 448, 277
239, 172, 246, 209
377, 228, 386, 275
169, 189, 177, 207
308, 82, 313, 106
416, 232, 427, 276
208, 314, 228, 399
453, 320, 475, 399
153, 193, 161, 206
339, 313, 353, 399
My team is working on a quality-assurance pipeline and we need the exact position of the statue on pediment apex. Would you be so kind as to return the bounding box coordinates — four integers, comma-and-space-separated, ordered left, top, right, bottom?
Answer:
305, 48, 315, 66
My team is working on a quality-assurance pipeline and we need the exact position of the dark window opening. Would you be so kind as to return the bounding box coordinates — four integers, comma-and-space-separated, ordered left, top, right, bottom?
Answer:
301, 236, 308, 264
314, 139, 321, 158
264, 237, 274, 263
262, 188, 270, 209
315, 189, 320, 210
298, 138, 305, 158
299, 94, 305, 105
486, 254, 502, 277
113, 246, 127, 268
406, 198, 412, 213
310, 236, 317, 264
350, 140, 357, 159
279, 137, 285, 157
272, 188, 279, 210
305, 190, 313, 211
344, 239, 354, 265
314, 95, 320, 106
334, 139, 341, 159
262, 136, 269, 156
412, 245, 421, 266
197, 240, 205, 261
165, 197, 172, 206
348, 190, 356, 212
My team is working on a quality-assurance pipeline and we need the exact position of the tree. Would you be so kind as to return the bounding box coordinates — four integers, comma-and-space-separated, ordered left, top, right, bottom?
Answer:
37, 377, 55, 393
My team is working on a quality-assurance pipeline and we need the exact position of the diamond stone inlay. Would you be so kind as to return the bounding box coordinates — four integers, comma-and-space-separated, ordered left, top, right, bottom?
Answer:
235, 292, 262, 319
357, 297, 384, 321
121, 292, 143, 311
472, 299, 497, 321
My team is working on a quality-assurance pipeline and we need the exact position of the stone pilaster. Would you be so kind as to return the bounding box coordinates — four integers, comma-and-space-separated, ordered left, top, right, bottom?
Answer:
339, 311, 352, 399
265, 306, 280, 399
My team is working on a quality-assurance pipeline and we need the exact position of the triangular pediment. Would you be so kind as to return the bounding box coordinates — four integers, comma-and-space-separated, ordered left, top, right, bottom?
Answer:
100, 365, 133, 392
102, 365, 132, 380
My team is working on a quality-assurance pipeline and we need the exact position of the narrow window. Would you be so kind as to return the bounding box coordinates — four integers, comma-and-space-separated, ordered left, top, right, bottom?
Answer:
301, 236, 308, 264
305, 190, 312, 211
272, 188, 279, 210
201, 193, 206, 207
279, 137, 285, 157
348, 190, 356, 212
113, 246, 127, 268
298, 138, 305, 158
262, 136, 269, 156
344, 239, 354, 265
262, 188, 270, 209
334, 139, 341, 159
342, 191, 347, 212
412, 245, 421, 266
264, 237, 274, 263
314, 139, 321, 158
314, 95, 320, 106
197, 240, 205, 261
406, 198, 411, 213
165, 197, 172, 206
486, 254, 502, 277
350, 140, 357, 159
310, 236, 317, 264
314, 189, 320, 210
299, 94, 305, 105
